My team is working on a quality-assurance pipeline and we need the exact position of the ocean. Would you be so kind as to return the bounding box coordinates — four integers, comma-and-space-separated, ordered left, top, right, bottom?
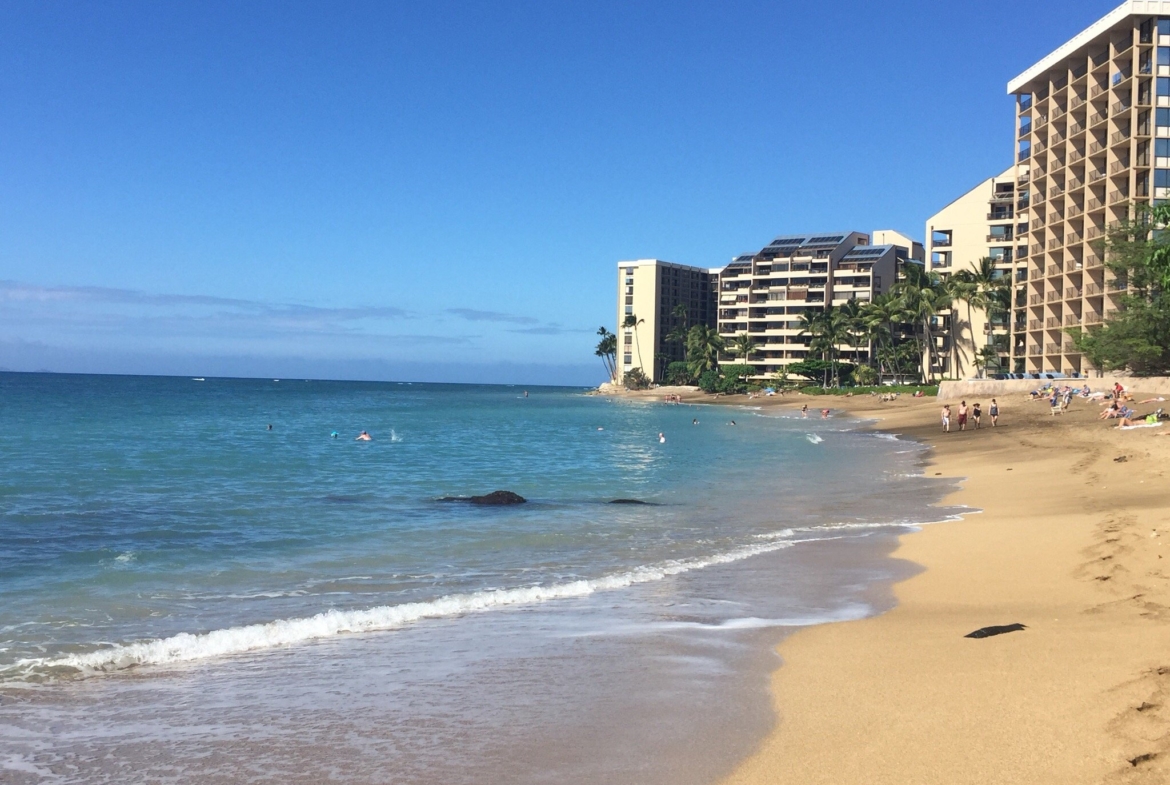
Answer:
0, 373, 959, 784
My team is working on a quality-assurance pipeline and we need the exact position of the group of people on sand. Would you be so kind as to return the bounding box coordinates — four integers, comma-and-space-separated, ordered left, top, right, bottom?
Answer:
941, 399, 999, 433
663, 394, 683, 404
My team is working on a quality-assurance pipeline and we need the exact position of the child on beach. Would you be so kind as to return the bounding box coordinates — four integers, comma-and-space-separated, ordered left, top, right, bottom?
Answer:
972, 402, 982, 429
942, 404, 951, 433
957, 401, 968, 431
989, 399, 999, 427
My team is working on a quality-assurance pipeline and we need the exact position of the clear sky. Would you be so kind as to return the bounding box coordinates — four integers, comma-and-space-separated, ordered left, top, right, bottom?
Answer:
0, 0, 1118, 384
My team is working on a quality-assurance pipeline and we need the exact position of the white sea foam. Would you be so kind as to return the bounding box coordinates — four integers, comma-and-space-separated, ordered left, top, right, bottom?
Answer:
7, 539, 801, 680
113, 552, 136, 564
390, 429, 403, 443
805, 433, 824, 444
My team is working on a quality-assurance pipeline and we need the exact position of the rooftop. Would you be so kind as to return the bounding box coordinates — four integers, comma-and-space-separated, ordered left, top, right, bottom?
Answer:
1007, 0, 1170, 93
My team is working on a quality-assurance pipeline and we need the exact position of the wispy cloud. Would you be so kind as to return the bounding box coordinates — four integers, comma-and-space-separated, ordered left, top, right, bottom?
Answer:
507, 325, 590, 335
0, 280, 410, 323
445, 308, 539, 325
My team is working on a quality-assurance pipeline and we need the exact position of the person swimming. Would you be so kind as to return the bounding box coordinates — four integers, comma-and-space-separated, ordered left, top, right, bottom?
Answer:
331, 431, 339, 438
356, 431, 372, 441
801, 404, 808, 418
729, 420, 736, 426
692, 418, 698, 425
267, 424, 273, 431
658, 432, 666, 443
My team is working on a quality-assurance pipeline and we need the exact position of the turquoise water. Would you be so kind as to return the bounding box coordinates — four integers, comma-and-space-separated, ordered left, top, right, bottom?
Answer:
0, 373, 957, 784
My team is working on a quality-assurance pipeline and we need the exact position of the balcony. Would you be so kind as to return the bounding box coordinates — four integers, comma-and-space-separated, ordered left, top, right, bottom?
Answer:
1045, 343, 1063, 354
1048, 239, 1063, 250
1028, 345, 1043, 356
988, 210, 1014, 221
1089, 141, 1106, 155
1029, 319, 1044, 330
1085, 282, 1104, 295
1047, 291, 1062, 302
1111, 99, 1132, 114
1030, 294, 1045, 306
987, 233, 1013, 243
1089, 169, 1107, 182
1066, 232, 1082, 244
1109, 189, 1129, 204
1046, 317, 1063, 328
1083, 311, 1103, 324
1089, 111, 1109, 127
1110, 159, 1130, 174
1047, 264, 1063, 276
1066, 287, 1083, 298
1065, 314, 1083, 326
1085, 255, 1104, 268
1031, 217, 1045, 230
1050, 186, 1064, 198
1031, 243, 1045, 255
1111, 128, 1132, 145
1067, 204, 1084, 218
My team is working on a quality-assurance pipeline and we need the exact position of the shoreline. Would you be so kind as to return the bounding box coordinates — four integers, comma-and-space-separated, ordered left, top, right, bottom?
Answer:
608, 385, 1170, 782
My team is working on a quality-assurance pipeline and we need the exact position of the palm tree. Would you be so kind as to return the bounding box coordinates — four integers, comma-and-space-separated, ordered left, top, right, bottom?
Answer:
665, 303, 691, 369
622, 313, 645, 378
686, 324, 724, 378
797, 306, 852, 387
943, 272, 979, 379
975, 345, 1001, 378
595, 327, 617, 382
893, 266, 951, 383
731, 332, 759, 365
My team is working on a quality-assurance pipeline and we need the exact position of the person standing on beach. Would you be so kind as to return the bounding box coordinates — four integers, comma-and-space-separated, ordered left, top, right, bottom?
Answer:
989, 398, 999, 427
942, 404, 951, 433
972, 403, 982, 429
957, 401, 968, 431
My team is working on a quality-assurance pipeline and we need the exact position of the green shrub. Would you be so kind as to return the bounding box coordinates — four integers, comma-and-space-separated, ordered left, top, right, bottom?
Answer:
696, 369, 721, 393
623, 367, 650, 390
664, 361, 695, 386
716, 364, 754, 394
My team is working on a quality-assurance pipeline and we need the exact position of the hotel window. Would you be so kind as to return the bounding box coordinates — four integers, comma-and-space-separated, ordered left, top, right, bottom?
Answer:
1159, 77, 1170, 97
1160, 18, 1170, 36
1156, 169, 1170, 188
1158, 107, 1170, 127
1160, 47, 1170, 67
931, 251, 951, 267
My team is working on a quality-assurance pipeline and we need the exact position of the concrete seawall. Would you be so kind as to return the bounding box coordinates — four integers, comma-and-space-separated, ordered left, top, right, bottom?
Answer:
938, 376, 1170, 399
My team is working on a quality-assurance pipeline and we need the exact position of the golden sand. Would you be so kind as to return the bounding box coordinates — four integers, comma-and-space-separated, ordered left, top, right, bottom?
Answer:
615, 385, 1170, 782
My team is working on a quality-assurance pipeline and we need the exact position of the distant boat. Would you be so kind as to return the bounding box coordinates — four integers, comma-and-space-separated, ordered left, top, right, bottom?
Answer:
192, 378, 205, 382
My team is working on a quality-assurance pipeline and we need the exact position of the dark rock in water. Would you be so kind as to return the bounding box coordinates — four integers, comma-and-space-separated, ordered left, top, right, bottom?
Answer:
439, 490, 527, 505
470, 490, 527, 505
965, 623, 1026, 639
608, 498, 656, 505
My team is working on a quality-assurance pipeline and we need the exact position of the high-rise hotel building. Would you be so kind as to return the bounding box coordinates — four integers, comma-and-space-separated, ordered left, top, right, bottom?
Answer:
925, 166, 1022, 379
716, 231, 923, 377
615, 260, 718, 384
1009, 2, 1170, 375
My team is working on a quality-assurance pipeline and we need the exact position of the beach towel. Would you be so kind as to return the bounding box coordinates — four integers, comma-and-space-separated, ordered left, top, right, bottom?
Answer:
1119, 422, 1164, 430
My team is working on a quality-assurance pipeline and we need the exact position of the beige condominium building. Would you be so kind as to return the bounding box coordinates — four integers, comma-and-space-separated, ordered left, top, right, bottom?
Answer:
716, 231, 923, 378
925, 166, 1023, 378
615, 259, 718, 384
1009, 1, 1170, 375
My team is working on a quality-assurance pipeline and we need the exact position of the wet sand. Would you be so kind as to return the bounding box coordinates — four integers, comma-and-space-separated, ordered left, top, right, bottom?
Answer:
614, 385, 1170, 782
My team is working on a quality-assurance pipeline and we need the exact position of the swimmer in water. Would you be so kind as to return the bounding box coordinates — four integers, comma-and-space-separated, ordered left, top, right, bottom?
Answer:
801, 404, 808, 418
658, 432, 665, 443
821, 409, 830, 419
356, 431, 372, 441
730, 420, 736, 426
692, 418, 698, 425
524, 390, 529, 398
331, 431, 339, 438
267, 424, 273, 431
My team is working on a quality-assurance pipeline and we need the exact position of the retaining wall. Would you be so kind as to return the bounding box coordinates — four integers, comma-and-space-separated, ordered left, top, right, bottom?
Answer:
937, 376, 1170, 400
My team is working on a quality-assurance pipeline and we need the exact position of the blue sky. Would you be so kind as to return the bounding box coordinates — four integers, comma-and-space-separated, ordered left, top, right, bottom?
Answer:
0, 0, 1116, 384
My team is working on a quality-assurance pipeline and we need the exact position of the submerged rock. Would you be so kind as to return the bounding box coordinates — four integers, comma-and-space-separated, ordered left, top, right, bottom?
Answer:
439, 490, 527, 505
608, 498, 656, 505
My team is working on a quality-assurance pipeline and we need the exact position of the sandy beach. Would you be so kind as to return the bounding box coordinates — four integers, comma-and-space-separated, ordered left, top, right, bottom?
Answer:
615, 384, 1170, 782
